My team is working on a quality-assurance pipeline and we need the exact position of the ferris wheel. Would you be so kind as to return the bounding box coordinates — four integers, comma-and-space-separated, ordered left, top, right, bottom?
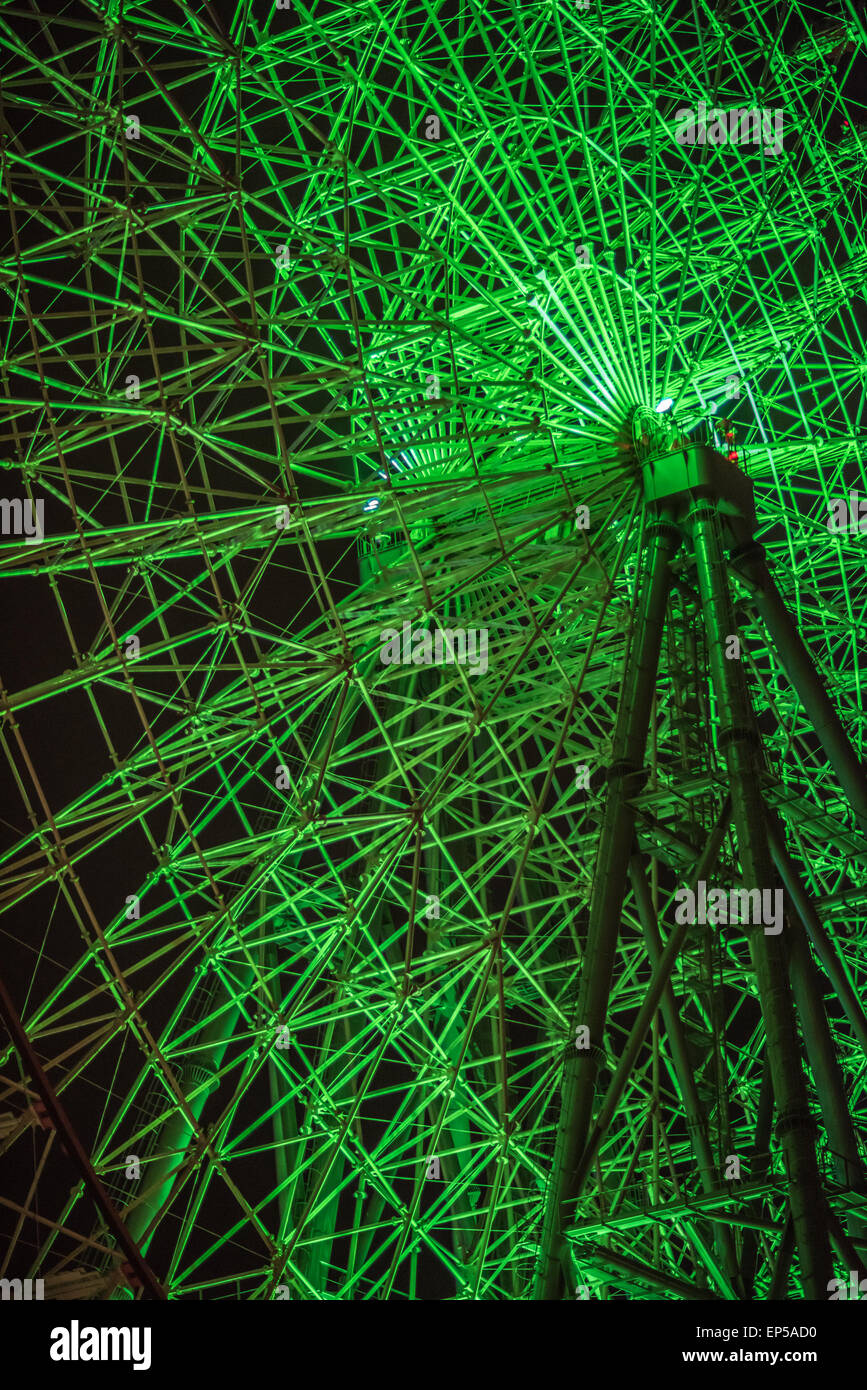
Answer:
1, 0, 867, 1301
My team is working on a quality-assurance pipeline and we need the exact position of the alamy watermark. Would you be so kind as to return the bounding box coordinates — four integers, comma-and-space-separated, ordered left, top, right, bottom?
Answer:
49, 1321, 151, 1370
827, 492, 867, 533
379, 620, 488, 676
674, 880, 783, 934
828, 1272, 867, 1299
0, 497, 44, 543
0, 1277, 43, 1299
675, 102, 784, 157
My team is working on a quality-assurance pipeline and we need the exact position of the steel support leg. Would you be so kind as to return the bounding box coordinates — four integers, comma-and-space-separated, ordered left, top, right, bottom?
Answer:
730, 539, 867, 838
568, 800, 732, 1204
690, 499, 832, 1299
534, 511, 681, 1299
767, 815, 867, 1061
788, 913, 866, 1197
629, 853, 743, 1295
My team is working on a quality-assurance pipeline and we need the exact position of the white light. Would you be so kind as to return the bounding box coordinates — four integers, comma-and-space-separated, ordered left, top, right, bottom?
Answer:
655, 398, 673, 413
363, 498, 380, 513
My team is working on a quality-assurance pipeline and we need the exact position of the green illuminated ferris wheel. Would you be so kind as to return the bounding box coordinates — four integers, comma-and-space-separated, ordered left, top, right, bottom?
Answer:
2, 0, 867, 1301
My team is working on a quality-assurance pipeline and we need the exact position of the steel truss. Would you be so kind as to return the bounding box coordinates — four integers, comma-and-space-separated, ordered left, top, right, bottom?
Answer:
1, 0, 867, 1301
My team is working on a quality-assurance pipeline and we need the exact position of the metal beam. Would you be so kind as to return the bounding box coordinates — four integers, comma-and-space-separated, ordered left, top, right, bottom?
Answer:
729, 539, 867, 839
689, 497, 832, 1299
0, 971, 166, 1300
534, 509, 681, 1299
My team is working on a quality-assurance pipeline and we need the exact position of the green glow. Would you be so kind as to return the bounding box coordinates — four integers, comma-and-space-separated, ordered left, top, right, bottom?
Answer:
0, 0, 866, 1303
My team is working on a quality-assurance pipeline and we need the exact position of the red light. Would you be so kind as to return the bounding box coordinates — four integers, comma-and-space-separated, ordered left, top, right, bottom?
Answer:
727, 451, 739, 462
